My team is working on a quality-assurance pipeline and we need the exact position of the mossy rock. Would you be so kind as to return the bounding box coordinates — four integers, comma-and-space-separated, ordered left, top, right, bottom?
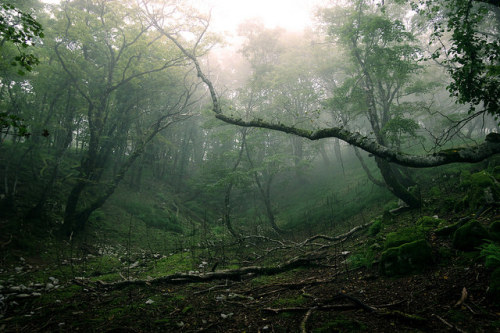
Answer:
488, 267, 500, 304
369, 219, 383, 235
416, 216, 443, 232
460, 170, 499, 211
490, 221, 500, 241
384, 227, 424, 250
452, 220, 490, 251
380, 239, 433, 276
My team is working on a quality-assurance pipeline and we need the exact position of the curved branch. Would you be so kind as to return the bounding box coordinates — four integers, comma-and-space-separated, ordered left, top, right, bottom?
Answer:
145, 7, 500, 169
215, 114, 500, 168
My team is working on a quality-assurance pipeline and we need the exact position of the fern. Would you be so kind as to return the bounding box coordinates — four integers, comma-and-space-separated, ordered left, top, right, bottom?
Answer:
479, 242, 500, 269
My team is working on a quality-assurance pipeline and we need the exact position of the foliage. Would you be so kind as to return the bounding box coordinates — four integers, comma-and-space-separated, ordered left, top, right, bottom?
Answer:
479, 241, 500, 269
0, 2, 43, 74
347, 248, 376, 269
416, 0, 500, 116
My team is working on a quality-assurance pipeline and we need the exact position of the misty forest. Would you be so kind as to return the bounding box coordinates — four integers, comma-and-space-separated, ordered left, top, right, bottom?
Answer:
1, 0, 500, 331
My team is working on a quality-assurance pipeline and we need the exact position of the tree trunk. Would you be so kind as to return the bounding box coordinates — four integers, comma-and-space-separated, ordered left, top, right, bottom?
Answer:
375, 157, 420, 208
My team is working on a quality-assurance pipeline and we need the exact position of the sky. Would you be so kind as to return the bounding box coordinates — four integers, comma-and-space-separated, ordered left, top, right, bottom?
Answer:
42, 0, 329, 34
205, 0, 328, 34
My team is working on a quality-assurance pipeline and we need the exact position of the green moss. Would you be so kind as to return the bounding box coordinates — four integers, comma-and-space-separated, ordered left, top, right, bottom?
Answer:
416, 216, 443, 231
143, 253, 194, 278
459, 170, 499, 211
312, 315, 366, 332
492, 166, 500, 181
384, 227, 424, 250
273, 295, 307, 307
380, 239, 433, 276
369, 219, 383, 235
479, 242, 500, 269
429, 186, 441, 197
490, 221, 500, 241
452, 220, 490, 251
348, 248, 375, 269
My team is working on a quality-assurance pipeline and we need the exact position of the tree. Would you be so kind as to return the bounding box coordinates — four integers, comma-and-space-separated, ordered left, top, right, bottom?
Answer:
0, 1, 44, 138
156, 0, 500, 177
49, 0, 197, 233
418, 0, 500, 117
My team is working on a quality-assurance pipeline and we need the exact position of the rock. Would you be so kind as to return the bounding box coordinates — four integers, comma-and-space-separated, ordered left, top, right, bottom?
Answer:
452, 220, 490, 251
48, 277, 59, 285
14, 267, 23, 273
380, 239, 433, 276
45, 283, 54, 290
31, 292, 41, 297
460, 170, 500, 211
489, 220, 500, 241
16, 294, 31, 298
384, 227, 424, 250
145, 299, 154, 304
416, 216, 443, 231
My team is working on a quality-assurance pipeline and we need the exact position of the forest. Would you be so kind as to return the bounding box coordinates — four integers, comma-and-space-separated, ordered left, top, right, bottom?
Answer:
0, 0, 499, 331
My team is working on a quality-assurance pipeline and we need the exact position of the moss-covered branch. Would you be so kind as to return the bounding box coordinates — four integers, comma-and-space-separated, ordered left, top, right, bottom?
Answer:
216, 114, 500, 168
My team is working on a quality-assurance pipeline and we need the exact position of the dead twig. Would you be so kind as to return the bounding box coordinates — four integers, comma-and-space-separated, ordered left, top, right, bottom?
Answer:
454, 287, 468, 307
432, 314, 467, 333
300, 307, 316, 333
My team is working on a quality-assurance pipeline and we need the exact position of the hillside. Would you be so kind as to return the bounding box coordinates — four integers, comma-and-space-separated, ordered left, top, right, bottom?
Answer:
1, 163, 499, 332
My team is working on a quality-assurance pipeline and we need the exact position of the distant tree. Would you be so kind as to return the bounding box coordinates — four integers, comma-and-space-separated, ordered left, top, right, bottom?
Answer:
150, 0, 500, 205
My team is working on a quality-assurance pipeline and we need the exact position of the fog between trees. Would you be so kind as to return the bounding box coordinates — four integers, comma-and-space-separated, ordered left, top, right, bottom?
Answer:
1, 0, 499, 237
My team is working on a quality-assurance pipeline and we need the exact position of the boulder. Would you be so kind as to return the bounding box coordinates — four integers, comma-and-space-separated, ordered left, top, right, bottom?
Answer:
452, 220, 490, 251
384, 227, 424, 250
380, 239, 433, 276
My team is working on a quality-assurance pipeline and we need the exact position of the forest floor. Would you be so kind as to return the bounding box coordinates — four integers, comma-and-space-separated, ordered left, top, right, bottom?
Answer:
1, 208, 499, 332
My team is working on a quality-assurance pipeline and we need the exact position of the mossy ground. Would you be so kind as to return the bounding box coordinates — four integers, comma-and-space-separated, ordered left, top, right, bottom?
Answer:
1, 164, 500, 332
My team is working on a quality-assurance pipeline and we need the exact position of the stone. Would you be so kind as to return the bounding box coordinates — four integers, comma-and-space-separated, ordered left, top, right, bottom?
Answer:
380, 239, 433, 276
452, 220, 490, 251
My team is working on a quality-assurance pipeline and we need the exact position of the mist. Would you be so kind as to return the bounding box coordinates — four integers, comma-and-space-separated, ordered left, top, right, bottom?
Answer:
1, 0, 499, 331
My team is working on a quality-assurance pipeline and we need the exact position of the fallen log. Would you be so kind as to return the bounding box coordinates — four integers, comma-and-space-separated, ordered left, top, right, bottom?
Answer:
95, 254, 327, 289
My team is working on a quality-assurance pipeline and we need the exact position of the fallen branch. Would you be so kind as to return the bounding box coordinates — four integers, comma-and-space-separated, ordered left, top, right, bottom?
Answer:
96, 254, 326, 289
301, 307, 316, 333
297, 222, 373, 246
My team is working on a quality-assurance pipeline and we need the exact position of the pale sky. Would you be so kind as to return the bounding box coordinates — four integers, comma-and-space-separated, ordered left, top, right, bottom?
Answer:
42, 0, 329, 34
206, 0, 328, 34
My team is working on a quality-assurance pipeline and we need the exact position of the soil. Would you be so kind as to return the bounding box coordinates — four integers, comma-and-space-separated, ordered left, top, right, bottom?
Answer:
1, 212, 499, 332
